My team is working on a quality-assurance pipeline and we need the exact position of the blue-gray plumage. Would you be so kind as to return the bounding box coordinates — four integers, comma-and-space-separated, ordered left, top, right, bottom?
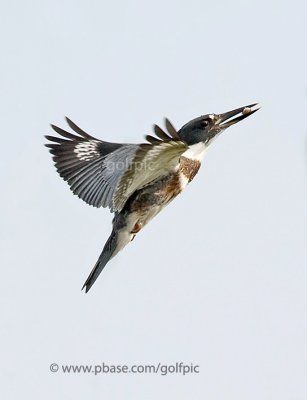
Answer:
45, 104, 259, 292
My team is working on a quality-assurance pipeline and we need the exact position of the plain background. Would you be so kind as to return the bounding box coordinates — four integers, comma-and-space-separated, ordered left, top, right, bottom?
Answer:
1, 0, 307, 399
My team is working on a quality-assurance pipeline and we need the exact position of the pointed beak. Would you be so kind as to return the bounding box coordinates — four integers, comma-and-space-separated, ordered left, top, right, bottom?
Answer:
216, 103, 260, 129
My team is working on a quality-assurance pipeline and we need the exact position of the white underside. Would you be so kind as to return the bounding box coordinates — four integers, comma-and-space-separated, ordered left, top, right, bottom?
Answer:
113, 229, 134, 258
178, 172, 190, 190
113, 207, 164, 257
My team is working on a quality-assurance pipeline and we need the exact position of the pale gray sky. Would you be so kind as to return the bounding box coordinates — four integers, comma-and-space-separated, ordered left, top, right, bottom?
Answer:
1, 0, 307, 399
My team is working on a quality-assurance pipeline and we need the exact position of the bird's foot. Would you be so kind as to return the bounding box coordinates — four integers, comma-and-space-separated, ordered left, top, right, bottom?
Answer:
130, 222, 142, 234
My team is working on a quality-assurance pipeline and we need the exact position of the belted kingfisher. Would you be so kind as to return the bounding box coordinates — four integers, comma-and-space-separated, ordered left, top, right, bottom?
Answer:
45, 104, 259, 292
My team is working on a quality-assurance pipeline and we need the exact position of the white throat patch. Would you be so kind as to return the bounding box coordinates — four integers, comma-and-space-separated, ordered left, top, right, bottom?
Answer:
182, 142, 208, 162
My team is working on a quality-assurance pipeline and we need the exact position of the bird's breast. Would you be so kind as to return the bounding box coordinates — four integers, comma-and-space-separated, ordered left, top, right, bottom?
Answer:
122, 156, 201, 230
176, 142, 205, 190
178, 156, 201, 187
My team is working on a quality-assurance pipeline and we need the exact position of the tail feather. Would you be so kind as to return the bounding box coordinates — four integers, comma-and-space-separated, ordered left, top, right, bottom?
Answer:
82, 230, 118, 293
82, 213, 134, 293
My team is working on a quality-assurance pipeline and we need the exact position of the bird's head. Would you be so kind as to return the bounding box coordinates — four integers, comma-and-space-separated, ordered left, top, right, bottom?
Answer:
177, 103, 260, 146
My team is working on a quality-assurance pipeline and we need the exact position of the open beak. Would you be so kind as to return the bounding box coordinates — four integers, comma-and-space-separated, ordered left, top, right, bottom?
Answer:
216, 103, 260, 129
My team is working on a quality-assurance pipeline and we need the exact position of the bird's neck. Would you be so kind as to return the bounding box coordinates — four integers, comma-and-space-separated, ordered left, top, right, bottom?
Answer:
182, 142, 208, 162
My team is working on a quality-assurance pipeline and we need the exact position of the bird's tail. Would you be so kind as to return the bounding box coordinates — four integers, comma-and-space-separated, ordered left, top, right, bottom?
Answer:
82, 213, 133, 293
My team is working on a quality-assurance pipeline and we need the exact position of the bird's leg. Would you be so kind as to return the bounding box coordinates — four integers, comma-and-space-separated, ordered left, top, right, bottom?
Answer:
130, 222, 142, 242
130, 221, 142, 234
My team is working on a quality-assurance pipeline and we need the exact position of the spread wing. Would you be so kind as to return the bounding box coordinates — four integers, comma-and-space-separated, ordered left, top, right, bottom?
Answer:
45, 117, 188, 212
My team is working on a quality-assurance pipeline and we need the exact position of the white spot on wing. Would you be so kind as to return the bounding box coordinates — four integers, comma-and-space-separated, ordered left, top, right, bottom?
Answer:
74, 140, 99, 161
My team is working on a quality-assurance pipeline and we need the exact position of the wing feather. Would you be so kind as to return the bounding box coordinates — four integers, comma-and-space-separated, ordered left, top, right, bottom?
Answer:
65, 116, 95, 139
145, 135, 163, 144
50, 125, 79, 140
153, 124, 172, 141
164, 118, 180, 140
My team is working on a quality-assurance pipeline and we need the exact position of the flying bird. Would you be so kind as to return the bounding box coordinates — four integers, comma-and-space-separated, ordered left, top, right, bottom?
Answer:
45, 104, 259, 292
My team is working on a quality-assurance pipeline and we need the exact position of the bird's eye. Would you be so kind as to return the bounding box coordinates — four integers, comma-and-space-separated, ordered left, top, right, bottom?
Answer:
201, 119, 209, 127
